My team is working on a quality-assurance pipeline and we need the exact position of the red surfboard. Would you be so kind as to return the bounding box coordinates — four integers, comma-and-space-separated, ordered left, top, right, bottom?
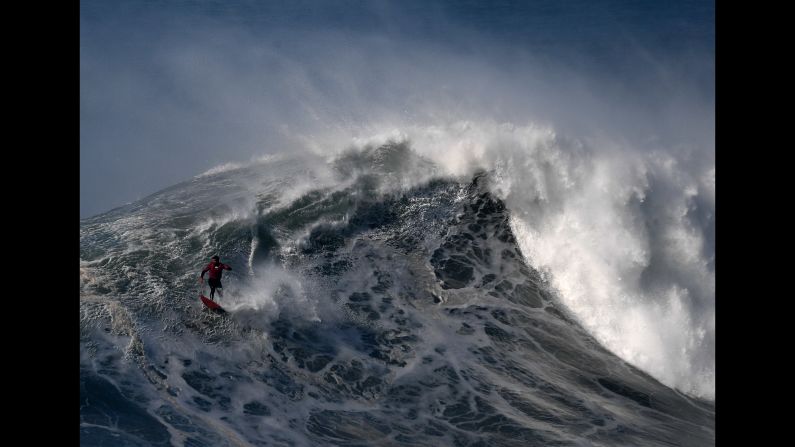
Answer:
200, 295, 226, 313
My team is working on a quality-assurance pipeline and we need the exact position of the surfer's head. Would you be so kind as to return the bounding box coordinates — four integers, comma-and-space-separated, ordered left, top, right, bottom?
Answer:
211, 255, 220, 263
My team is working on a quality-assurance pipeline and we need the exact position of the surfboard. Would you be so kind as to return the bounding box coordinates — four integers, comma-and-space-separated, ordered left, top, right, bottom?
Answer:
200, 295, 226, 313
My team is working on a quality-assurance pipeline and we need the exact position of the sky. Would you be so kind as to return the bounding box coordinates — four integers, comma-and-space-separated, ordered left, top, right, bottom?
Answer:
80, 0, 714, 218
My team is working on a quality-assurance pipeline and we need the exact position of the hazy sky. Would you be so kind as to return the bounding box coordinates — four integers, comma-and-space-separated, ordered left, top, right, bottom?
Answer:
80, 0, 713, 218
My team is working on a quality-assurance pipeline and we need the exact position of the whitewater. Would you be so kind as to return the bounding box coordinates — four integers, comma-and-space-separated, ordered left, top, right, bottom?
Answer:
80, 121, 714, 446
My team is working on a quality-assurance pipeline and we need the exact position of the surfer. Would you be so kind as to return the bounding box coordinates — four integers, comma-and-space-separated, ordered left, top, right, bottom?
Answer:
199, 255, 232, 301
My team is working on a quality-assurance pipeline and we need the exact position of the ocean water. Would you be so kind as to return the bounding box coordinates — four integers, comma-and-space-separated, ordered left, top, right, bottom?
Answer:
80, 140, 714, 446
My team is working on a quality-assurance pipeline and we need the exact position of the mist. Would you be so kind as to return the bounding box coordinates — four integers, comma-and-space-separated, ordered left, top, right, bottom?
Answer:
80, 0, 712, 218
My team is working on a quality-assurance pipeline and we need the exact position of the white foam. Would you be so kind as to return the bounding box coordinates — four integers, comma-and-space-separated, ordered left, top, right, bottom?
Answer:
494, 131, 714, 400
340, 121, 715, 400
196, 162, 244, 178
226, 265, 321, 326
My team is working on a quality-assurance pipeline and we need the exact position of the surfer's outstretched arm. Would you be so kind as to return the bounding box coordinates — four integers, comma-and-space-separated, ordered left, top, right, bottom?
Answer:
199, 264, 210, 282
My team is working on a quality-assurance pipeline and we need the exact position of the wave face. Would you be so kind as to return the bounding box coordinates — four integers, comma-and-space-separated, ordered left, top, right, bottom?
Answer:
80, 143, 714, 446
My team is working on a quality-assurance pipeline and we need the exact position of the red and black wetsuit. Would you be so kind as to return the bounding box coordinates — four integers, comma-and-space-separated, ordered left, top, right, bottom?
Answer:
201, 262, 231, 299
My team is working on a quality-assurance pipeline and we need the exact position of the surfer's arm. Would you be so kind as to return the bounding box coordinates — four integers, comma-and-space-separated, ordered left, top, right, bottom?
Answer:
200, 265, 210, 278
223, 264, 232, 270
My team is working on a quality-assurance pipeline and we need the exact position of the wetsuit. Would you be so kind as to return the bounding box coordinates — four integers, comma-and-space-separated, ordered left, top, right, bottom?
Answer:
201, 261, 232, 299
